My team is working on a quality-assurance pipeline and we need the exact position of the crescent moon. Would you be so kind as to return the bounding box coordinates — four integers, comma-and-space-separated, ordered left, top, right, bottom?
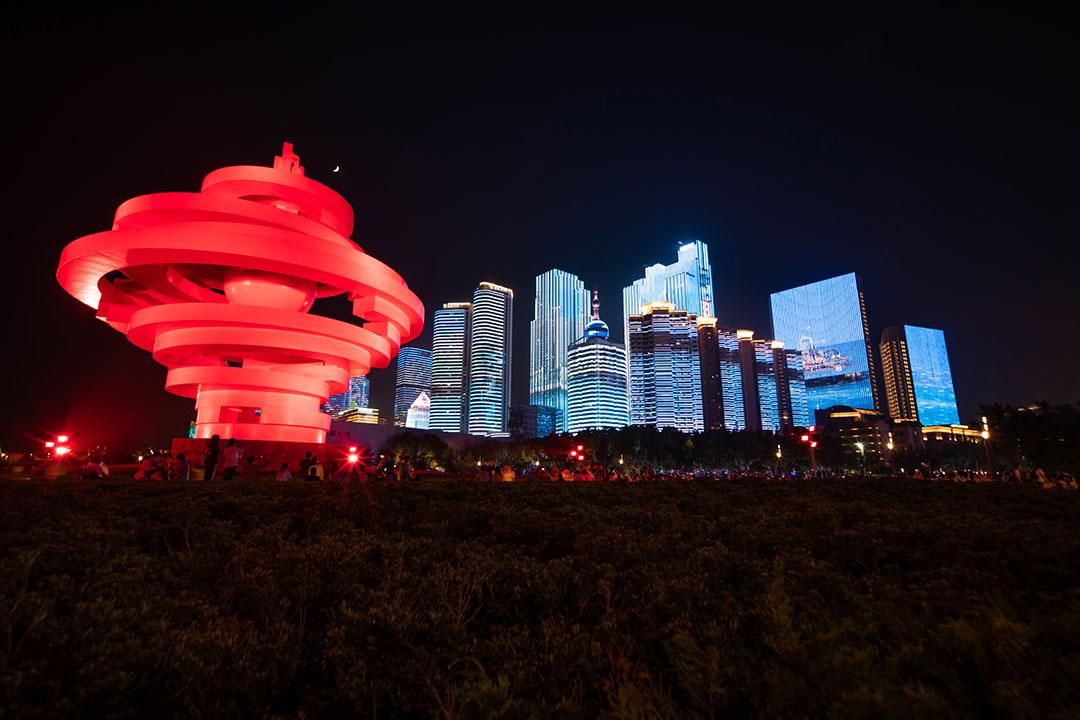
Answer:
333, 165, 340, 173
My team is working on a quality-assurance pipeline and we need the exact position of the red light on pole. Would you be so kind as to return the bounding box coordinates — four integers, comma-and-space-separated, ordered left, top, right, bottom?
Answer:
348, 446, 357, 453
570, 450, 577, 457
577, 445, 583, 451
810, 441, 818, 449
45, 441, 55, 448
808, 426, 815, 433
800, 434, 809, 442
55, 446, 71, 456
57, 434, 70, 443
347, 453, 359, 463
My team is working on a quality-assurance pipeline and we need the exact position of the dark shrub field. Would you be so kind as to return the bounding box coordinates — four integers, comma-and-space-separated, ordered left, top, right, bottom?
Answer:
2, 478, 1078, 718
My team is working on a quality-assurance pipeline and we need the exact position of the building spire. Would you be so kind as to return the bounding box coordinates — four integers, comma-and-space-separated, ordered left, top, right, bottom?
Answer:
591, 288, 600, 320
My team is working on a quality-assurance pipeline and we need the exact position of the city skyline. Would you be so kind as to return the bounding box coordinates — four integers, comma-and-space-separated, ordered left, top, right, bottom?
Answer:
3, 9, 1076, 448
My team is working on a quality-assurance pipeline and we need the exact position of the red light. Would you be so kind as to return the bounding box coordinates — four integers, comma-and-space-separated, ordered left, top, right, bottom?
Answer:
808, 426, 815, 433
347, 453, 359, 463
55, 446, 71, 456
570, 450, 577, 457
800, 435, 809, 442
348, 446, 357, 453
45, 441, 55, 448
810, 441, 818, 449
57, 434, 70, 443
577, 445, 583, 451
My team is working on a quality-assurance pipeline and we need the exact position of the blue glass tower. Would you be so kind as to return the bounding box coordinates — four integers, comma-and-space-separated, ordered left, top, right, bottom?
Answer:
623, 240, 714, 341
393, 347, 432, 427
529, 269, 591, 433
770, 272, 880, 416
881, 325, 960, 426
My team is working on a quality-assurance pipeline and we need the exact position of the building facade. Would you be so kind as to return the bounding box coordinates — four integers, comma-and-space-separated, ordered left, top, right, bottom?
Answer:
566, 296, 629, 433
623, 240, 714, 345
405, 391, 430, 430
324, 375, 370, 416
467, 282, 514, 437
528, 269, 591, 432
393, 347, 432, 427
429, 302, 471, 433
627, 302, 703, 433
881, 325, 960, 426
509, 404, 558, 440
696, 318, 724, 431
770, 272, 880, 416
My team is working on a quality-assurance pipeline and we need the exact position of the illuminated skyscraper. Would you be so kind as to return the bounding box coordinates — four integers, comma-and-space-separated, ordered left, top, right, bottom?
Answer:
698, 325, 807, 432
566, 292, 629, 433
324, 376, 370, 416
393, 346, 432, 427
430, 302, 471, 433
623, 240, 714, 344
529, 269, 591, 432
627, 302, 703, 433
880, 325, 959, 425
467, 282, 513, 436
405, 391, 431, 429
770, 272, 880, 416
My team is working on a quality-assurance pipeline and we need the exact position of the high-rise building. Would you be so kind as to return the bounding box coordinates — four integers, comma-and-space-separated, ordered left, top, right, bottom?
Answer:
430, 302, 471, 433
393, 347, 432, 427
698, 325, 808, 432
509, 405, 557, 439
770, 272, 880, 416
623, 240, 714, 345
405, 391, 431, 429
774, 342, 810, 429
879, 327, 918, 422
566, 292, 629, 433
627, 302, 703, 433
696, 318, 724, 431
529, 269, 591, 432
467, 282, 513, 437
880, 325, 960, 426
324, 376, 370, 415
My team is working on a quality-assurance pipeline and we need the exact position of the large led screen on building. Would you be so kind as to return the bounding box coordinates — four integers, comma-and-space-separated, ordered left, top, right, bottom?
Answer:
770, 273, 875, 413
905, 325, 960, 425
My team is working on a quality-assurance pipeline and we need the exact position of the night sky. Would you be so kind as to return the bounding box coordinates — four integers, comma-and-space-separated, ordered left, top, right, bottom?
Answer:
2, 7, 1076, 450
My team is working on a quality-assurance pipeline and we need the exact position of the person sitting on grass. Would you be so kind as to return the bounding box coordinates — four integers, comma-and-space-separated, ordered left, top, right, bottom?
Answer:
173, 453, 191, 482
239, 454, 265, 481
306, 457, 324, 481
81, 455, 106, 479
275, 462, 292, 483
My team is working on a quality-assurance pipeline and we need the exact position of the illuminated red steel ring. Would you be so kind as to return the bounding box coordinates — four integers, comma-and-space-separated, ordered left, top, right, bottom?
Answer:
56, 143, 424, 443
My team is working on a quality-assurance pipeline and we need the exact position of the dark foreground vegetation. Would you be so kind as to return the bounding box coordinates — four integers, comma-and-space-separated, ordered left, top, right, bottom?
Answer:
2, 478, 1079, 718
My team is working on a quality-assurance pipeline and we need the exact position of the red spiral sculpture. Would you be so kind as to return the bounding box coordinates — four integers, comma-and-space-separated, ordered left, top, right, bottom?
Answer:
57, 143, 424, 443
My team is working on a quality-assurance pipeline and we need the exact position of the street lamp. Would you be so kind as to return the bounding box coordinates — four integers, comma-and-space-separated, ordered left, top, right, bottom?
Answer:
981, 416, 993, 476
855, 441, 866, 477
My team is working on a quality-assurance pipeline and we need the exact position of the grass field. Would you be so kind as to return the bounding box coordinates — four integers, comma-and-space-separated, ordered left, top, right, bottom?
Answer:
2, 477, 1078, 718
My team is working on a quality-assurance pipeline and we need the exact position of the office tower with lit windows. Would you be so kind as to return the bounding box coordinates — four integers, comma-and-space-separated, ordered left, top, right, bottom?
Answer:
753, 339, 781, 431
775, 343, 810, 429
566, 292, 629, 433
405, 392, 431, 429
430, 302, 471, 433
623, 240, 714, 342
467, 282, 514, 436
393, 346, 432, 427
529, 269, 591, 432
627, 302, 703, 433
509, 405, 557, 439
770, 272, 880, 416
880, 325, 959, 425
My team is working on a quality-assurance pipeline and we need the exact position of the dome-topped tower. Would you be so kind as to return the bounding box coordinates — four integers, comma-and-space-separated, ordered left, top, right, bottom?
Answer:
583, 289, 609, 339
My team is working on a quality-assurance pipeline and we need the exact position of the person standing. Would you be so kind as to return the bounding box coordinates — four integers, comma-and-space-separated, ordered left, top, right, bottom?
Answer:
222, 439, 241, 481
309, 456, 324, 481
203, 435, 221, 481
300, 451, 313, 478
